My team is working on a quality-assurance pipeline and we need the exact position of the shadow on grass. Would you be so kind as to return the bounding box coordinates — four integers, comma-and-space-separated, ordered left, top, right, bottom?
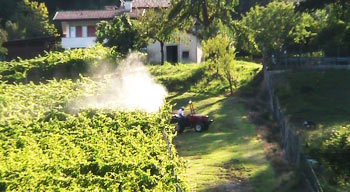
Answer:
170, 71, 264, 158
155, 65, 206, 93
163, 64, 277, 191
171, 94, 249, 150
170, 92, 275, 191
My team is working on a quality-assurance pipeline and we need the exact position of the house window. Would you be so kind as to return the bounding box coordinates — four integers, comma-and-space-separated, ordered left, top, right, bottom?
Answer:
82, 26, 88, 37
182, 51, 190, 60
76, 26, 82, 37
87, 26, 96, 37
69, 26, 76, 38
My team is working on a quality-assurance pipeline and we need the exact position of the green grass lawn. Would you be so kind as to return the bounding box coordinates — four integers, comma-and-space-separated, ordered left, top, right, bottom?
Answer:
152, 61, 280, 191
273, 70, 350, 147
272, 70, 350, 191
168, 92, 276, 191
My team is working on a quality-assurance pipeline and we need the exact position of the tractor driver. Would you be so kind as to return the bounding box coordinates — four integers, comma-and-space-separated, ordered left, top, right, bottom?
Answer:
178, 106, 185, 118
177, 106, 186, 126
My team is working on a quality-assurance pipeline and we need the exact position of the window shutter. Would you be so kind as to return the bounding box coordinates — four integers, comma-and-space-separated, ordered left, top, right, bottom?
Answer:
87, 26, 97, 37
76, 26, 82, 37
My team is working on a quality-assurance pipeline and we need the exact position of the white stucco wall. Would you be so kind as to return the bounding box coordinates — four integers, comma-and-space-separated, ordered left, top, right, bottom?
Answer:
146, 33, 202, 64
60, 20, 203, 63
61, 20, 99, 49
197, 41, 203, 63
147, 41, 162, 64
62, 37, 97, 49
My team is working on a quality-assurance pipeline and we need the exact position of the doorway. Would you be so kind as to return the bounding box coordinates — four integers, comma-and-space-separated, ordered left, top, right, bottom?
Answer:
166, 45, 178, 63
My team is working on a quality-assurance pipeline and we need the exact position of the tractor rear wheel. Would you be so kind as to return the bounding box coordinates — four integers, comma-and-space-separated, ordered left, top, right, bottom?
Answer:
194, 123, 204, 132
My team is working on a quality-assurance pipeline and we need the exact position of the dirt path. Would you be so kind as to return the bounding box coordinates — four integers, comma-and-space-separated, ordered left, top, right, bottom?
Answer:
246, 92, 309, 192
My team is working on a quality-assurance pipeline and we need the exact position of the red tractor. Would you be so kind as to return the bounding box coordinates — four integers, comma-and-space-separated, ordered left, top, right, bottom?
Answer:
171, 100, 213, 133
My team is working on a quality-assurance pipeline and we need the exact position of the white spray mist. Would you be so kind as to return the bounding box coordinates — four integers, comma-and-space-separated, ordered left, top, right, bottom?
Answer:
75, 53, 168, 113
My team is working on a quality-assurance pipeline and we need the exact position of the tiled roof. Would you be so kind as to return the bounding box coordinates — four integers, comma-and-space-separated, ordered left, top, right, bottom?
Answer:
53, 0, 171, 21
53, 10, 124, 21
132, 0, 170, 8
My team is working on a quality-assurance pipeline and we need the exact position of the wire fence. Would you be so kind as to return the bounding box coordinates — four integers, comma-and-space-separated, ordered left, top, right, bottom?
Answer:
267, 57, 350, 70
162, 130, 183, 192
264, 68, 323, 192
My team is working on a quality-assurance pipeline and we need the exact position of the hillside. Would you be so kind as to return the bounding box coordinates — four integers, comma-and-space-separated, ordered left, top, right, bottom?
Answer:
273, 70, 350, 191
150, 62, 296, 191
0, 52, 298, 191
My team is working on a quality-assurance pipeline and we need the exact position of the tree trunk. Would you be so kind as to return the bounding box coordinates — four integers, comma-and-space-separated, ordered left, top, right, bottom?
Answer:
226, 72, 234, 96
160, 41, 164, 65
216, 63, 219, 75
201, 0, 210, 29
228, 79, 234, 96
340, 0, 346, 19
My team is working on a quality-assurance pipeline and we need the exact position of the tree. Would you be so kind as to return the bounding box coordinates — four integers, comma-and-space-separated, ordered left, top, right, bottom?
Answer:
96, 14, 147, 55
168, 0, 237, 39
4, 0, 58, 40
235, 0, 271, 17
0, 28, 8, 57
139, 9, 177, 64
315, 4, 350, 56
202, 34, 237, 95
240, 1, 316, 63
5, 21, 25, 40
297, 0, 350, 12
220, 51, 238, 96
36, 0, 121, 16
0, 0, 21, 27
203, 33, 232, 74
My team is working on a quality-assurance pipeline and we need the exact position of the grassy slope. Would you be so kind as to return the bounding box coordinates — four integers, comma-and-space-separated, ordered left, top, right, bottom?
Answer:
151, 62, 277, 191
273, 70, 350, 191
273, 70, 350, 146
170, 93, 275, 191
149, 61, 261, 95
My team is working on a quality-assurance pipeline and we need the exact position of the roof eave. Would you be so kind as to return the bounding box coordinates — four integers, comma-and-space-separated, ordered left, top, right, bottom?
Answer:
53, 17, 116, 22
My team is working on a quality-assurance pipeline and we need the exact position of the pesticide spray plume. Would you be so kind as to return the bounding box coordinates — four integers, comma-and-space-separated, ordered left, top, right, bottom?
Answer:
73, 52, 168, 113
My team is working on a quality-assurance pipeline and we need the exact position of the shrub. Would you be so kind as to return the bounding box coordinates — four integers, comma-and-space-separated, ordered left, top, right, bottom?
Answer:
202, 34, 235, 73
319, 126, 350, 185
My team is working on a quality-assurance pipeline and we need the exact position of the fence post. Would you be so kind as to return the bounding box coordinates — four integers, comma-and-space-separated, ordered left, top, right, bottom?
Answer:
296, 135, 301, 166
264, 70, 324, 192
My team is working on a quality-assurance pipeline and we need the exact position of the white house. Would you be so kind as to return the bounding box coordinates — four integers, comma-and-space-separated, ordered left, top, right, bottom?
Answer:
53, 0, 203, 63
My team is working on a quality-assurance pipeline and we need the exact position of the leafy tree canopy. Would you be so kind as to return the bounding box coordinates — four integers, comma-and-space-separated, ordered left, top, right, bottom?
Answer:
139, 8, 184, 64
1, 0, 58, 40
235, 0, 271, 17
168, 0, 238, 39
96, 14, 147, 55
297, 0, 350, 11
240, 1, 317, 59
36, 0, 121, 16
315, 4, 350, 56
0, 28, 7, 57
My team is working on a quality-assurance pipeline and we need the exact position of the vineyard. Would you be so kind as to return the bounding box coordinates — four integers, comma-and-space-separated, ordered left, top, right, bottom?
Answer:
0, 46, 270, 191
0, 44, 118, 83
0, 51, 187, 191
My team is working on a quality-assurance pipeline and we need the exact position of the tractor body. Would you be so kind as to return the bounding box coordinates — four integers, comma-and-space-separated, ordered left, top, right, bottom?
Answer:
171, 101, 213, 133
